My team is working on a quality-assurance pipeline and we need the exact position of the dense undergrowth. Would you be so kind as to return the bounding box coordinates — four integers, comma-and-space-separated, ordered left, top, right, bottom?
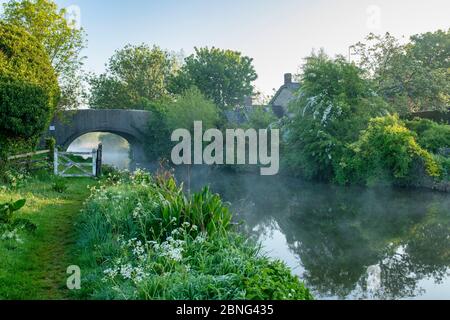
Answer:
74, 169, 313, 300
283, 53, 450, 187
335, 115, 443, 186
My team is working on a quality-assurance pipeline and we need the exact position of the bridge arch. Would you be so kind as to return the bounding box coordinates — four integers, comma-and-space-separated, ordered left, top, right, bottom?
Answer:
46, 109, 152, 169
62, 129, 135, 149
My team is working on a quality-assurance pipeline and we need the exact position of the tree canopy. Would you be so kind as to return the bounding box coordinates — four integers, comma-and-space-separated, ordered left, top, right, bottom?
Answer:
170, 47, 257, 109
88, 44, 177, 109
1, 0, 86, 110
351, 30, 450, 113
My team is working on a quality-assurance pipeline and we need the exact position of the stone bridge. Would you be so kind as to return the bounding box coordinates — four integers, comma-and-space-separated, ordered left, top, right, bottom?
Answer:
46, 109, 152, 168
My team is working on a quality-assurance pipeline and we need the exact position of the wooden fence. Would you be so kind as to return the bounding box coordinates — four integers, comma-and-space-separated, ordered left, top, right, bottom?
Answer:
7, 149, 52, 172
5, 144, 103, 178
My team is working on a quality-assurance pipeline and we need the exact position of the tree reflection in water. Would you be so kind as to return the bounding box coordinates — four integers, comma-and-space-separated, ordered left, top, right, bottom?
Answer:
188, 171, 450, 300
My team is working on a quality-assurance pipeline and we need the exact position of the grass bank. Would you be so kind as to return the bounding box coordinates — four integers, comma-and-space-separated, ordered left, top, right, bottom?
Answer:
0, 173, 93, 299
0, 168, 312, 300
74, 170, 313, 300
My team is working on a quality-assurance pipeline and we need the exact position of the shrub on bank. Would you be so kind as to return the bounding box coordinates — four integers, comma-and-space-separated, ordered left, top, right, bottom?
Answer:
435, 155, 450, 181
280, 52, 449, 188
75, 170, 313, 300
405, 118, 450, 153
145, 87, 220, 161
336, 115, 441, 186
283, 52, 390, 181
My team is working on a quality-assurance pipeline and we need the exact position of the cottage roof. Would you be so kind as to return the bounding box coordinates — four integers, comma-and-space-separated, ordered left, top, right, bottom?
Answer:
269, 73, 300, 117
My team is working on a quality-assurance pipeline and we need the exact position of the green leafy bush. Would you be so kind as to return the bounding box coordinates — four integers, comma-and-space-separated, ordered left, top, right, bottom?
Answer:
281, 51, 446, 187
336, 115, 441, 185
0, 80, 50, 140
0, 199, 26, 225
145, 87, 220, 161
283, 52, 389, 181
0, 22, 60, 157
405, 118, 450, 153
0, 198, 36, 237
75, 170, 312, 300
165, 87, 219, 132
434, 155, 450, 181
244, 259, 312, 300
101, 164, 120, 177
246, 107, 277, 130
0, 169, 29, 190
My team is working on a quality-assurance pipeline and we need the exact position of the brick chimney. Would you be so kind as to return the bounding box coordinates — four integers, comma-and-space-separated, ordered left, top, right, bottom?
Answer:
284, 73, 292, 85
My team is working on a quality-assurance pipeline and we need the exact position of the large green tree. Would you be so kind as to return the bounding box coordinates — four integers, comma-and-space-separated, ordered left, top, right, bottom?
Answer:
89, 44, 177, 109
170, 47, 257, 109
351, 30, 450, 113
1, 0, 86, 110
0, 22, 60, 156
284, 51, 389, 181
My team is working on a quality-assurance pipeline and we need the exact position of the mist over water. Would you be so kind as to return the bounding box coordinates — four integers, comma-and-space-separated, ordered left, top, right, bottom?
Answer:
67, 133, 131, 169
179, 168, 450, 300
66, 134, 450, 300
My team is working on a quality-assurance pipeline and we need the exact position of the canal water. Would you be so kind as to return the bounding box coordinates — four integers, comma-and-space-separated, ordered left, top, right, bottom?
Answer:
69, 134, 450, 300
187, 169, 450, 300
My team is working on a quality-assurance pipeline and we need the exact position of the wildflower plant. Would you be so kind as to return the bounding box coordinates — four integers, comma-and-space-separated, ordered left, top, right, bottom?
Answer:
0, 198, 36, 246
75, 169, 312, 300
2, 169, 30, 190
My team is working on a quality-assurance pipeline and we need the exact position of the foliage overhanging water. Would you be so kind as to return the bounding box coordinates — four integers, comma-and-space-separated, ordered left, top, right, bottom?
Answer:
184, 168, 450, 300
68, 136, 450, 300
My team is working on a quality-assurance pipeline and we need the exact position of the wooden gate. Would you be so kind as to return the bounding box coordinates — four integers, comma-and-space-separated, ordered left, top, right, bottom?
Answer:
54, 144, 103, 178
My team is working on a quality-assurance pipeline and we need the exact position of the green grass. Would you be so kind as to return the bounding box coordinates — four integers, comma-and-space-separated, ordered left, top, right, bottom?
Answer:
0, 175, 94, 300
74, 170, 313, 300
0, 169, 312, 300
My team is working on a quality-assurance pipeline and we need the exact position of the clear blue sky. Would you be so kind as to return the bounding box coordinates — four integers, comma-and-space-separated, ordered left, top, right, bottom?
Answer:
5, 0, 449, 95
